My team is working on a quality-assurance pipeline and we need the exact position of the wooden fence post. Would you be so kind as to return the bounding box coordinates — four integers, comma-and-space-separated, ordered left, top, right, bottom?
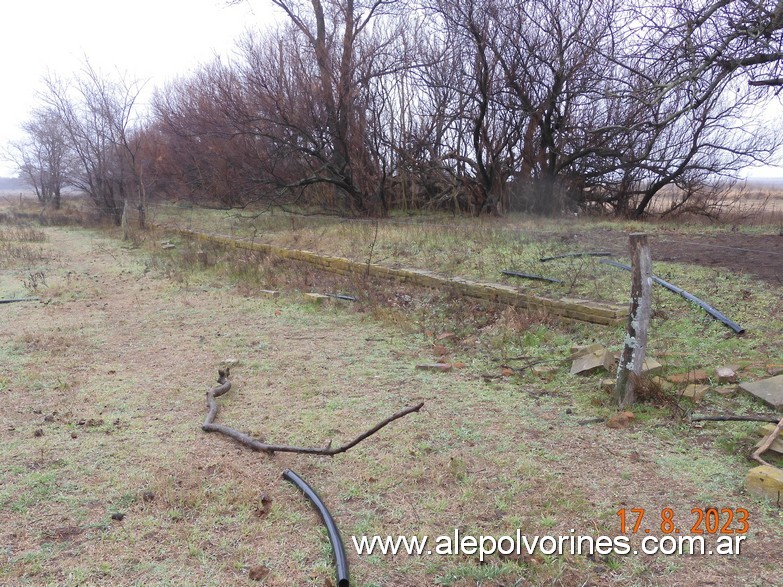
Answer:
614, 233, 652, 407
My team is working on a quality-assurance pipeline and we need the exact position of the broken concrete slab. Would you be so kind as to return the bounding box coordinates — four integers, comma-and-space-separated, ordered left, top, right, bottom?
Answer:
650, 376, 675, 392
532, 365, 558, 378
570, 348, 614, 376
758, 423, 783, 437
569, 343, 605, 360
303, 293, 330, 304
738, 374, 783, 411
757, 423, 783, 455
667, 369, 711, 384
679, 384, 710, 402
745, 465, 783, 503
714, 385, 738, 396
416, 363, 452, 372
640, 357, 663, 377
716, 366, 738, 384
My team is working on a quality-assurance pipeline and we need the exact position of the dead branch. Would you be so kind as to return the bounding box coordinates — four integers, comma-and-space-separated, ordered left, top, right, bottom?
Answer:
499, 358, 555, 373
577, 417, 606, 426
691, 414, 782, 423
203, 368, 232, 427
749, 77, 783, 87
501, 270, 562, 284
202, 369, 423, 455
751, 415, 783, 467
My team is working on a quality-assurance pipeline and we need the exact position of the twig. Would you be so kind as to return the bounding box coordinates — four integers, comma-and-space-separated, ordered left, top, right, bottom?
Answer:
202, 369, 423, 455
499, 358, 552, 373
691, 414, 782, 423
751, 415, 783, 467
501, 270, 562, 284
577, 417, 605, 426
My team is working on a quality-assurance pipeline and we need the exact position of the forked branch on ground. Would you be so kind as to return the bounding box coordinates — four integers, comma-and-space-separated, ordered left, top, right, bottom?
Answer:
202, 368, 424, 455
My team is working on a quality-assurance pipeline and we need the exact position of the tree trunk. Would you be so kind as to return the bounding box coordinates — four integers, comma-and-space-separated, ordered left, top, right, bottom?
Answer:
137, 180, 147, 230
121, 198, 130, 239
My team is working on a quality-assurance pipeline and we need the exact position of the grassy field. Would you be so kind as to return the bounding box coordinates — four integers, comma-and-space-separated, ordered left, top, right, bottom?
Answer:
148, 201, 781, 304
1, 197, 783, 586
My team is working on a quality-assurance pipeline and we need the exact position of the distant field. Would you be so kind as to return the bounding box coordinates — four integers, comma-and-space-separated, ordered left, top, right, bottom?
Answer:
5, 177, 783, 223
0, 189, 35, 201
0, 188, 88, 196
635, 179, 783, 223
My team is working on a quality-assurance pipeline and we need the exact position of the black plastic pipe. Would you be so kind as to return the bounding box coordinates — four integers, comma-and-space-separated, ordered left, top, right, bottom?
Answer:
539, 251, 612, 262
600, 259, 745, 334
283, 469, 349, 587
0, 297, 38, 304
501, 270, 562, 283
327, 293, 357, 302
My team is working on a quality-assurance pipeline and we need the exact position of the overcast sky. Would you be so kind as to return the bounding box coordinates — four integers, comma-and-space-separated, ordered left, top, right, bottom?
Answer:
1, 0, 781, 178
0, 0, 278, 176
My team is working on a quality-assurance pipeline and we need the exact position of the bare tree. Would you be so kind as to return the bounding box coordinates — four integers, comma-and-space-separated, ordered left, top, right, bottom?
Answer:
229, 0, 406, 215
152, 63, 247, 207
672, 0, 783, 87
583, 0, 783, 216
487, 0, 622, 214
40, 62, 146, 225
404, 0, 520, 215
8, 107, 69, 209
144, 0, 782, 218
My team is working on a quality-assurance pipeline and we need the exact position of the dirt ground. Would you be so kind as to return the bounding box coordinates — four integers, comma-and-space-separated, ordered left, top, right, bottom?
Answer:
2, 226, 783, 586
566, 229, 783, 285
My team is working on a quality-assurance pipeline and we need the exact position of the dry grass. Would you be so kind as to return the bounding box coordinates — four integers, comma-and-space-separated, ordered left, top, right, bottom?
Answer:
646, 183, 783, 225
1, 209, 783, 586
146, 185, 783, 310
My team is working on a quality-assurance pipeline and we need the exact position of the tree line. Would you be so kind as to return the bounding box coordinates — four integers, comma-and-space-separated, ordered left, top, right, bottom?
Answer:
8, 0, 783, 221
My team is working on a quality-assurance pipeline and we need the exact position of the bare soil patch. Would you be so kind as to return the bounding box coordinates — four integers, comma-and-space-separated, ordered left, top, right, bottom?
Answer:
571, 229, 783, 285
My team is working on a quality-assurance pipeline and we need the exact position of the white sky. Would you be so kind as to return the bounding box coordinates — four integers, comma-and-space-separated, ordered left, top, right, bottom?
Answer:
1, 0, 781, 179
0, 0, 278, 176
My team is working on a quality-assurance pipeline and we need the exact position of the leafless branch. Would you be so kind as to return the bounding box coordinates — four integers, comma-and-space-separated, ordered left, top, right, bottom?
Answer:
751, 415, 783, 467
202, 369, 424, 455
